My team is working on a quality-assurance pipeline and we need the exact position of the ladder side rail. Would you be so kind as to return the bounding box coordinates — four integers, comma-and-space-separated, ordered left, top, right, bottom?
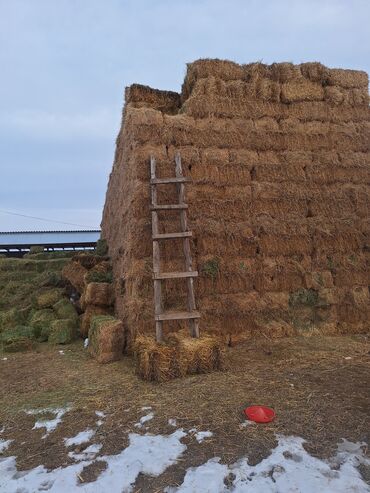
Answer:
150, 156, 163, 342
175, 153, 200, 338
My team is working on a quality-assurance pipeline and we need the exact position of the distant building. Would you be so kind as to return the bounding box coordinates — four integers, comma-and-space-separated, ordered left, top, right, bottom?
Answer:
0, 230, 101, 256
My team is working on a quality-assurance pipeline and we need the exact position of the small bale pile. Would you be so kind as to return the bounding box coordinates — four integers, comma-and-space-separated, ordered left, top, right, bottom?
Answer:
88, 315, 124, 363
61, 252, 115, 338
134, 332, 225, 382
0, 252, 80, 350
79, 281, 114, 337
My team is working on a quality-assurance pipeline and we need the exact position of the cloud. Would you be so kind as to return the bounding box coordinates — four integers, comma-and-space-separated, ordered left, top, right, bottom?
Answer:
0, 0, 369, 230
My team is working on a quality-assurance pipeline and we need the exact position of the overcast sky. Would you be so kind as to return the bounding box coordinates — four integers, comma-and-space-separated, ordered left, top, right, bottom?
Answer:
0, 0, 369, 231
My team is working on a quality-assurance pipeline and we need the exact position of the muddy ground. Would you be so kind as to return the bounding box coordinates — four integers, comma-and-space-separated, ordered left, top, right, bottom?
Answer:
1, 334, 369, 490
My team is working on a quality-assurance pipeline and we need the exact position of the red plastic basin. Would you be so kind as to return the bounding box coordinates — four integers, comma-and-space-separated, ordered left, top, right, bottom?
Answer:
244, 405, 276, 423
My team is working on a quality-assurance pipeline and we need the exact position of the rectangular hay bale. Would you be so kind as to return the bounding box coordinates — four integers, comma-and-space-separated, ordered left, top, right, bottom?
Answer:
134, 333, 225, 382
88, 316, 125, 364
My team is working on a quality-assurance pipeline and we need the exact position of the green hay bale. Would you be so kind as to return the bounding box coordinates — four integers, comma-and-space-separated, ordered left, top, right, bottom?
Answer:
30, 246, 44, 254
34, 258, 70, 273
48, 319, 78, 344
29, 309, 57, 338
95, 239, 108, 256
0, 307, 29, 331
289, 288, 318, 307
38, 271, 64, 288
53, 298, 78, 321
85, 269, 113, 284
0, 325, 35, 352
0, 258, 21, 272
0, 270, 40, 283
201, 258, 220, 279
25, 251, 75, 260
36, 289, 64, 308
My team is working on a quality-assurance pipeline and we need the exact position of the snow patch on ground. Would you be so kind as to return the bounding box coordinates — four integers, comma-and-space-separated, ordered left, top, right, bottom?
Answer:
1, 413, 369, 493
168, 419, 177, 427
26, 406, 71, 438
0, 429, 187, 493
192, 430, 213, 443
166, 458, 228, 493
64, 429, 95, 447
0, 439, 13, 453
134, 412, 154, 428
68, 443, 102, 462
168, 435, 370, 492
95, 410, 106, 427
240, 420, 256, 428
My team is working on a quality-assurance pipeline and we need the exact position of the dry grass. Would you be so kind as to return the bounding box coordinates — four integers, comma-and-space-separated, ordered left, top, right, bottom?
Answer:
1, 334, 369, 487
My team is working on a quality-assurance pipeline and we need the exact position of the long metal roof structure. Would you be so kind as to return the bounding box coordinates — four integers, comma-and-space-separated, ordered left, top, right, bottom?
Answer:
0, 230, 101, 255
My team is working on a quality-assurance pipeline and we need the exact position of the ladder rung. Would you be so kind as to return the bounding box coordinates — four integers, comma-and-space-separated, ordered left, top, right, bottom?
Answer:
154, 271, 198, 280
155, 310, 201, 321
151, 177, 190, 185
150, 203, 188, 211
153, 232, 192, 240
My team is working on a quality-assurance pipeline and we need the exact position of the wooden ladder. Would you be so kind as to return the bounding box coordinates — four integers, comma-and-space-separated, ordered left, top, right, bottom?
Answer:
150, 153, 200, 343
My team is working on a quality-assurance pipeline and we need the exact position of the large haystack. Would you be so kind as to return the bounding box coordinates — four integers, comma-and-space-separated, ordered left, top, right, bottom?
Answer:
101, 59, 370, 352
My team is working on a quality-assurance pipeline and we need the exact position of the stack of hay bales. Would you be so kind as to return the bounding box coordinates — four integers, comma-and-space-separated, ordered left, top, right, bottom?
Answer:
0, 253, 81, 351
101, 59, 370, 354
30, 290, 79, 344
61, 251, 125, 364
61, 252, 114, 338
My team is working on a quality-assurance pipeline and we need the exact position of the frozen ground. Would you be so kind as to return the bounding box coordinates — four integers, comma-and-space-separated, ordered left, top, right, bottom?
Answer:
0, 409, 369, 493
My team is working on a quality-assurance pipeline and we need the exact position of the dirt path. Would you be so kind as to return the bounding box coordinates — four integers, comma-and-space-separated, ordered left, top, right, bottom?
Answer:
1, 335, 369, 490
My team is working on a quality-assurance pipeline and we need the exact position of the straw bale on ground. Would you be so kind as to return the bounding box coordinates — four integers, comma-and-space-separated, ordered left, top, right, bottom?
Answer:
134, 332, 224, 382
48, 319, 77, 344
80, 305, 112, 337
88, 315, 124, 364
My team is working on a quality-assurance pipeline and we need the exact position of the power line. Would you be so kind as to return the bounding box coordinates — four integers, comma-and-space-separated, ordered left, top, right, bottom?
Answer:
0, 209, 99, 229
